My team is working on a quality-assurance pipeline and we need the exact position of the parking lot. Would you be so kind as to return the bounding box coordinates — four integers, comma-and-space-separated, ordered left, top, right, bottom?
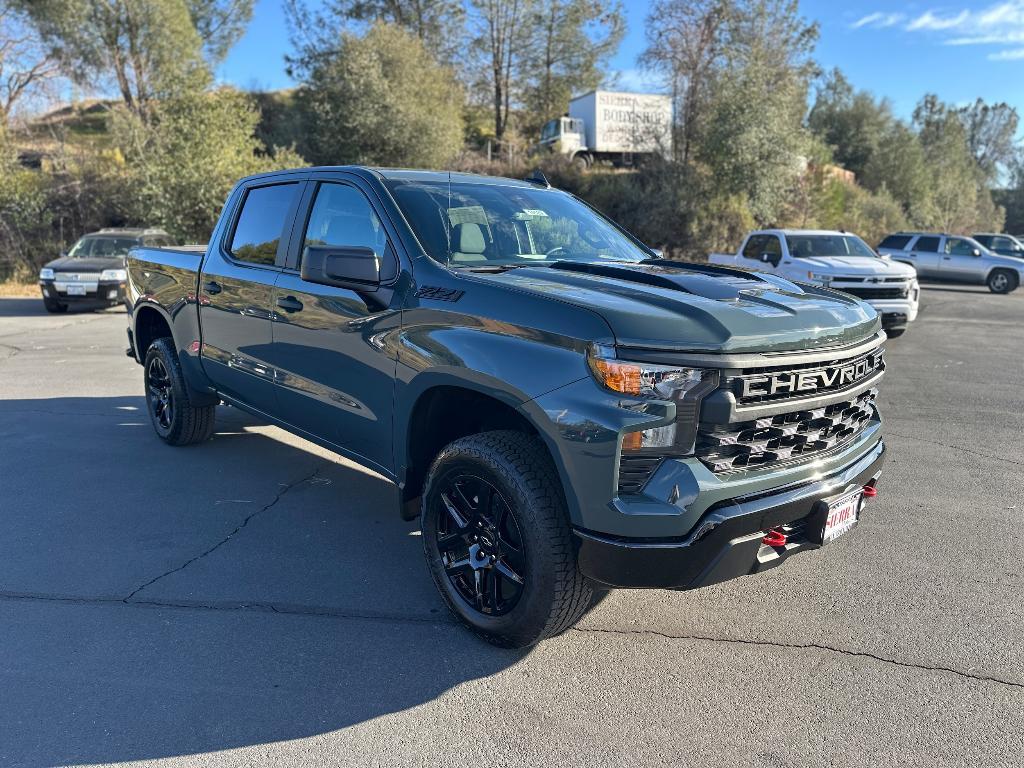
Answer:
1, 284, 1022, 767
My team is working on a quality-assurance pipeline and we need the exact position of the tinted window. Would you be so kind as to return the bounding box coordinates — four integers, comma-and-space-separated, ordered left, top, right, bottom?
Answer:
879, 235, 911, 250
229, 183, 298, 266
302, 183, 389, 266
91, 237, 140, 257
144, 235, 175, 247
946, 238, 975, 256
914, 236, 940, 252
742, 235, 768, 259
991, 236, 1014, 251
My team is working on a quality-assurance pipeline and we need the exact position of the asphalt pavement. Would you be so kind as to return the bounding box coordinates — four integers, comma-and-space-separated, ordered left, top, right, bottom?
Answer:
1, 284, 1022, 767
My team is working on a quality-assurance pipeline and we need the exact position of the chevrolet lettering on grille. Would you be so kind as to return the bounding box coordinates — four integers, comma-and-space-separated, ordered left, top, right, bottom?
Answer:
740, 351, 883, 398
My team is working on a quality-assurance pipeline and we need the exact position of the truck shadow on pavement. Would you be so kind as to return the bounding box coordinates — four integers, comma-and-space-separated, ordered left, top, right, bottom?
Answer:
0, 396, 527, 766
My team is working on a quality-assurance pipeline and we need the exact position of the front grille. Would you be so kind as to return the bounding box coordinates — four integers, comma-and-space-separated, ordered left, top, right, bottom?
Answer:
617, 455, 662, 495
695, 389, 878, 474
54, 272, 102, 282
840, 286, 907, 300
727, 348, 884, 406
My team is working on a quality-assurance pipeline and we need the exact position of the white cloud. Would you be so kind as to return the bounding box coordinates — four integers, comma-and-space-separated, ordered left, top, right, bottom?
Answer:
851, 12, 905, 29
906, 10, 969, 31
989, 47, 1024, 59
853, 2, 1024, 61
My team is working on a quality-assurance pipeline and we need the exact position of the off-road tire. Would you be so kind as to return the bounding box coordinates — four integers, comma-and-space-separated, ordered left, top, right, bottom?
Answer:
987, 269, 1018, 294
143, 337, 216, 446
43, 298, 68, 313
422, 430, 593, 648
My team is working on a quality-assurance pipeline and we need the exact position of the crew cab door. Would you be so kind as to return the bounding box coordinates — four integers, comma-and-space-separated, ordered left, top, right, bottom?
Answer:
268, 174, 407, 475
903, 235, 942, 278
941, 236, 985, 283
199, 180, 303, 413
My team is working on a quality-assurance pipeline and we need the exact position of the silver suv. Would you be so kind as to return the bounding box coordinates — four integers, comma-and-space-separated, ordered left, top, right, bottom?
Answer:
877, 232, 1024, 294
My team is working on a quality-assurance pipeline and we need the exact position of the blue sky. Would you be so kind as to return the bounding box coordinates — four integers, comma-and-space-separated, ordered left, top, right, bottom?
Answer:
219, 0, 1024, 121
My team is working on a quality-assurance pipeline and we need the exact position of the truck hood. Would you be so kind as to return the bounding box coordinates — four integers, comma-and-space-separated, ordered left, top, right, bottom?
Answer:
44, 255, 125, 272
473, 260, 880, 354
793, 256, 916, 278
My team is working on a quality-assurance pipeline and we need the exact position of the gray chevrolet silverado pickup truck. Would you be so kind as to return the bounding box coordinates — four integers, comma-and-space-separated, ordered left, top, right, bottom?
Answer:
126, 167, 887, 647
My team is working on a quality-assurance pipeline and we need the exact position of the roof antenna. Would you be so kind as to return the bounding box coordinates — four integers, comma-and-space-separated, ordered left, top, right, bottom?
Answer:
525, 168, 551, 188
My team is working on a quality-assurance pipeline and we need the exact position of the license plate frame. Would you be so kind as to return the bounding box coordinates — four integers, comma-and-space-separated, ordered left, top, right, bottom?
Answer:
821, 489, 862, 545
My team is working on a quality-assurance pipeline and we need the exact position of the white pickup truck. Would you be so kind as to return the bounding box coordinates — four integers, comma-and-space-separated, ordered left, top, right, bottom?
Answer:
710, 229, 919, 337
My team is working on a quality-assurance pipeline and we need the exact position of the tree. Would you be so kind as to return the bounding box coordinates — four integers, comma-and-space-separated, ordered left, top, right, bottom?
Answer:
469, 0, 534, 144
0, 1, 58, 126
520, 0, 624, 134
285, 0, 465, 74
955, 98, 1019, 184
14, 0, 209, 120
299, 23, 464, 168
807, 69, 892, 181
914, 95, 1001, 233
861, 121, 930, 223
114, 88, 301, 241
643, 0, 729, 163
185, 0, 256, 62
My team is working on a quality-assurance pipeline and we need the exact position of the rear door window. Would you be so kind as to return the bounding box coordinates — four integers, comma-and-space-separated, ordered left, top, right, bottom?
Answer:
879, 235, 911, 250
229, 183, 300, 266
913, 236, 940, 252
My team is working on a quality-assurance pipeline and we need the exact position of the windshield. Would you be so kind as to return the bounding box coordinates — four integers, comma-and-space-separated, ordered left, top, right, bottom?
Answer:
786, 234, 877, 259
384, 179, 648, 267
66, 238, 91, 258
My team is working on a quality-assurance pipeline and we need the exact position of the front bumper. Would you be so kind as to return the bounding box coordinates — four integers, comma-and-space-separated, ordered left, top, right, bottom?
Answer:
574, 438, 884, 589
39, 279, 127, 305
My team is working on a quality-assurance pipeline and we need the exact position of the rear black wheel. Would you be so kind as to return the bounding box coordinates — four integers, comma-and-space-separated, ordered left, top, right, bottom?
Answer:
987, 269, 1018, 294
422, 431, 592, 648
143, 337, 216, 446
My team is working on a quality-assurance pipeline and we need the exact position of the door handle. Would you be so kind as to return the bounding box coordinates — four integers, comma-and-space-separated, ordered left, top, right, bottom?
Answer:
203, 280, 222, 295
943, 256, 951, 260
276, 295, 304, 313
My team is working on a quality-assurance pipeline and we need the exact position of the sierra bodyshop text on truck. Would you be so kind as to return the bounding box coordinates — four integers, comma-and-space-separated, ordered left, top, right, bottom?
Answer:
125, 167, 887, 647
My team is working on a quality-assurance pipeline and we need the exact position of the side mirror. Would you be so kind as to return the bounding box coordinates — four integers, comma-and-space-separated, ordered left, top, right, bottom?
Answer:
760, 253, 773, 264
60, 250, 68, 258
301, 245, 382, 290
972, 248, 982, 257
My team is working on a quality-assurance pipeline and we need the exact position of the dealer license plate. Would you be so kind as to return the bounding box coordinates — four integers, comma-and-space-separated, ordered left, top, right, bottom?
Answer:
822, 490, 862, 544
66, 284, 87, 296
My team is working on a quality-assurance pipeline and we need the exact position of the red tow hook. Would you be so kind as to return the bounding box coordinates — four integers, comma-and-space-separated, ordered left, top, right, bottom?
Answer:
762, 528, 787, 547
862, 485, 878, 498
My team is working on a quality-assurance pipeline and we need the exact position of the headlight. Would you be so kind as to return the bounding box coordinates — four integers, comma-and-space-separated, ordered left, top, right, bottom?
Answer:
587, 349, 716, 454
39, 268, 54, 280
806, 271, 831, 284
100, 268, 127, 281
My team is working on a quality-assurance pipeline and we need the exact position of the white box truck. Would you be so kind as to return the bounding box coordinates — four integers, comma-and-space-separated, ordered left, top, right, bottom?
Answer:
538, 90, 672, 168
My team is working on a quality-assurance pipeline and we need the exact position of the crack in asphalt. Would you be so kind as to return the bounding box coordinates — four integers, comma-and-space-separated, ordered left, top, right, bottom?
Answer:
122, 462, 331, 602
4, 587, 1021, 690
887, 431, 1024, 467
573, 626, 1024, 690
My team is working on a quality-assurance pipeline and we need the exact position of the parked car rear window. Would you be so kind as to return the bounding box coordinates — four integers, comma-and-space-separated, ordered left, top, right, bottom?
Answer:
914, 236, 940, 252
878, 235, 911, 250
229, 183, 299, 266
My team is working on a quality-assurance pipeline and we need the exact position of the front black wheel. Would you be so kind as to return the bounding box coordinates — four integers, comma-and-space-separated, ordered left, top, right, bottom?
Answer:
43, 297, 67, 313
885, 328, 906, 338
422, 431, 592, 648
143, 337, 216, 446
987, 269, 1018, 294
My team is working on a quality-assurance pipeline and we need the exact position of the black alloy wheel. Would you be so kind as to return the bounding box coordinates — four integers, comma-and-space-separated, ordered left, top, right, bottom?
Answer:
435, 474, 527, 616
146, 355, 174, 432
